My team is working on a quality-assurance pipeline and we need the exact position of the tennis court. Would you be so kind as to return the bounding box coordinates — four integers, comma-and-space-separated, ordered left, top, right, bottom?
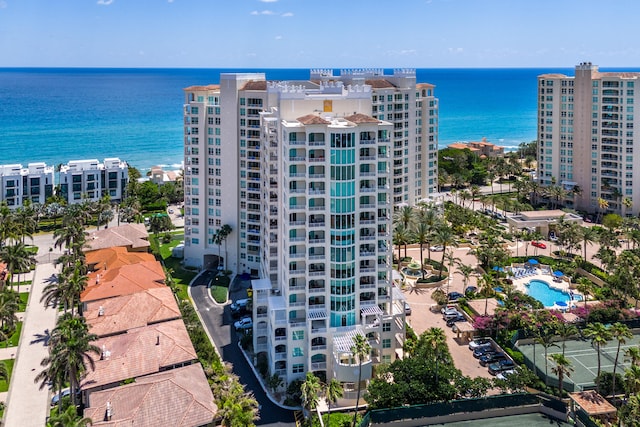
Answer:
517, 334, 640, 391
428, 413, 569, 426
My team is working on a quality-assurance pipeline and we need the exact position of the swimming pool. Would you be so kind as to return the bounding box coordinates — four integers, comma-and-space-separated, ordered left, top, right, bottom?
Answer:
526, 279, 571, 308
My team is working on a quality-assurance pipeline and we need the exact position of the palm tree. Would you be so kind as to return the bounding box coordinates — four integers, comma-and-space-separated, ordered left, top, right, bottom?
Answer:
215, 372, 259, 427
0, 242, 35, 292
622, 197, 633, 217
597, 197, 609, 224
433, 225, 457, 279
550, 353, 573, 397
624, 364, 640, 397
351, 334, 371, 427
619, 393, 640, 427
477, 274, 495, 316
393, 223, 411, 262
611, 322, 633, 397
554, 321, 578, 357
455, 262, 475, 290
625, 346, 640, 367
46, 405, 93, 427
424, 327, 447, 386
301, 372, 321, 423
39, 314, 101, 407
535, 332, 559, 385
325, 378, 343, 427
580, 226, 599, 266
0, 289, 20, 331
413, 222, 430, 279
584, 322, 613, 391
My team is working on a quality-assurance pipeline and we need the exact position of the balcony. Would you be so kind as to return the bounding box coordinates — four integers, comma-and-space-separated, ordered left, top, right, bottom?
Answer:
360, 138, 376, 145
308, 157, 325, 163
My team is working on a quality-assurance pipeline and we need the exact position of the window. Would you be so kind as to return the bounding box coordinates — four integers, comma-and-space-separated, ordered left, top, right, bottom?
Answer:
292, 364, 304, 374
382, 339, 391, 349
292, 330, 304, 340
382, 322, 391, 332
292, 347, 304, 357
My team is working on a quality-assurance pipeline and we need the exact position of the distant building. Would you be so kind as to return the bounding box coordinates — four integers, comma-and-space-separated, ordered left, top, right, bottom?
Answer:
59, 158, 128, 204
537, 63, 640, 216
0, 162, 54, 207
149, 165, 181, 185
447, 137, 505, 158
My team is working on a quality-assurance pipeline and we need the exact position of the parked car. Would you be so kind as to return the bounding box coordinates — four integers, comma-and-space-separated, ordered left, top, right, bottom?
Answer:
51, 389, 71, 406
488, 359, 516, 375
233, 316, 253, 331
496, 369, 515, 380
404, 302, 412, 316
441, 306, 459, 316
473, 345, 495, 359
465, 286, 478, 294
230, 298, 249, 316
443, 310, 463, 321
468, 337, 492, 350
429, 245, 444, 252
531, 241, 547, 249
447, 292, 464, 301
479, 352, 507, 366
446, 315, 466, 327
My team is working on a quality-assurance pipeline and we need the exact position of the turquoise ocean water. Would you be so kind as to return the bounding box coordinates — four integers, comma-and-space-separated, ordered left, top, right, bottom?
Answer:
0, 67, 601, 172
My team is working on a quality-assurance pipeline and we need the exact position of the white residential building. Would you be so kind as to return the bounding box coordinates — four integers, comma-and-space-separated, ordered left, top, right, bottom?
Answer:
0, 162, 54, 207
59, 158, 128, 205
183, 70, 428, 390
537, 63, 640, 216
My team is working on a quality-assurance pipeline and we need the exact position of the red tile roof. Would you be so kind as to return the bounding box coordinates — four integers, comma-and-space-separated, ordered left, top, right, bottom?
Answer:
85, 287, 181, 337
81, 261, 166, 303
84, 363, 216, 427
81, 320, 197, 392
345, 113, 379, 124
86, 246, 156, 273
297, 114, 330, 125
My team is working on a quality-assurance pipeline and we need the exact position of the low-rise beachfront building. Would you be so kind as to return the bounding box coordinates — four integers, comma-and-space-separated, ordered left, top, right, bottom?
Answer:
59, 158, 128, 204
0, 162, 54, 207
447, 137, 505, 158
506, 209, 583, 237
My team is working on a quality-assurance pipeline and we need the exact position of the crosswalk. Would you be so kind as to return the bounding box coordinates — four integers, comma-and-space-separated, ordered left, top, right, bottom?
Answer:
294, 410, 304, 427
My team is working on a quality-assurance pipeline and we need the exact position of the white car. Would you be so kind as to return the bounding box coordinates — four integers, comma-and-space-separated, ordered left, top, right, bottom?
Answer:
234, 317, 253, 331
429, 245, 444, 252
496, 369, 515, 380
468, 337, 492, 350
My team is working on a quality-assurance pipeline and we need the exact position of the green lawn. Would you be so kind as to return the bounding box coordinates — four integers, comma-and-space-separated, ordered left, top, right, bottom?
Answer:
0, 323, 22, 348
18, 292, 29, 312
154, 234, 195, 302
0, 359, 15, 393
211, 285, 228, 304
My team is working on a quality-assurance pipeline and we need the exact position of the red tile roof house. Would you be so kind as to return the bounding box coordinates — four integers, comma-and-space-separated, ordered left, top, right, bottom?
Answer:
85, 223, 151, 253
84, 287, 181, 338
80, 319, 197, 395
85, 246, 157, 274
83, 363, 216, 427
80, 260, 167, 309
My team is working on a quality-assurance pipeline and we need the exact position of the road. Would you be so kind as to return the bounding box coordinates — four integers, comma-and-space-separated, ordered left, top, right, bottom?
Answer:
189, 271, 295, 427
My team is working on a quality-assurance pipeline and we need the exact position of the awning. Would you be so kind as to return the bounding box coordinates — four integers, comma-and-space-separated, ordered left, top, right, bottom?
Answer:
527, 259, 539, 265
553, 270, 564, 277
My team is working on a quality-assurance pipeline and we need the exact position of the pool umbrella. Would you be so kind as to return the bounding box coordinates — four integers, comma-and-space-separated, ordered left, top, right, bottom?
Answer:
527, 259, 539, 265
555, 301, 568, 307
492, 266, 504, 272
553, 270, 564, 277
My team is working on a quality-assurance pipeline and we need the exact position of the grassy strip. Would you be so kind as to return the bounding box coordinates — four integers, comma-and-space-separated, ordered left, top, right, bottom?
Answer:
0, 359, 15, 393
18, 293, 29, 312
0, 323, 21, 348
211, 286, 228, 304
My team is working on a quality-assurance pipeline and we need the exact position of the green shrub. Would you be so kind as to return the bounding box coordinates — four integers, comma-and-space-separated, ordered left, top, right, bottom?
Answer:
505, 347, 525, 365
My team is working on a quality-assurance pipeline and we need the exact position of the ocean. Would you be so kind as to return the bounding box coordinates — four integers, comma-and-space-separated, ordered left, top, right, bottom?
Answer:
0, 67, 591, 172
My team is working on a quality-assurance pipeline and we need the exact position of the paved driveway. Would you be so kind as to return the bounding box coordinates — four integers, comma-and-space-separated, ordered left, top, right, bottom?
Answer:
189, 273, 295, 427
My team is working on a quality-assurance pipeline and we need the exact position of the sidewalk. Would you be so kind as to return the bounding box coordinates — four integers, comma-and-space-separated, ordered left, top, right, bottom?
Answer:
3, 262, 59, 427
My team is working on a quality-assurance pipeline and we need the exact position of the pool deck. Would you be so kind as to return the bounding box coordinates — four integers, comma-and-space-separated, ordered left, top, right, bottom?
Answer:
507, 265, 583, 310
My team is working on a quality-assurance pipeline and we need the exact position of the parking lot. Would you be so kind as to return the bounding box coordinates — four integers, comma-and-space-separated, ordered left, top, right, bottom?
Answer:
403, 285, 495, 380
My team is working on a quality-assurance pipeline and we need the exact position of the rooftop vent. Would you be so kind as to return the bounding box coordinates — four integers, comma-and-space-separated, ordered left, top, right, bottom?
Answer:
98, 306, 104, 316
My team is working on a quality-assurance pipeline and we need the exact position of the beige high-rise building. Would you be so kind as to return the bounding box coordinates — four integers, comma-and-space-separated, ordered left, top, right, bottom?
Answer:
182, 69, 437, 390
537, 63, 640, 216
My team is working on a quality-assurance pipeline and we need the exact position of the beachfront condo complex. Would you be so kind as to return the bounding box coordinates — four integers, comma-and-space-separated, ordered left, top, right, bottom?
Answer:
537, 62, 640, 217
182, 69, 438, 389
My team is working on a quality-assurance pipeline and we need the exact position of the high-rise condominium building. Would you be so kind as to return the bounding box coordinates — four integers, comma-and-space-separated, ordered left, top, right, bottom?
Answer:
182, 69, 437, 389
58, 158, 129, 205
538, 63, 640, 216
0, 162, 54, 207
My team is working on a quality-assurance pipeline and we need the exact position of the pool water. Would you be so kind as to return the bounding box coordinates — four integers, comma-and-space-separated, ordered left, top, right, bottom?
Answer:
526, 279, 571, 308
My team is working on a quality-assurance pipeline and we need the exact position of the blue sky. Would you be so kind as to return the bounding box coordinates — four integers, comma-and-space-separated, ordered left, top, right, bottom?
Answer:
1, 0, 639, 68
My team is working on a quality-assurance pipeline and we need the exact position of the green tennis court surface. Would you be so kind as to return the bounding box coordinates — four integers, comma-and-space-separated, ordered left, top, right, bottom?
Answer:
517, 334, 640, 390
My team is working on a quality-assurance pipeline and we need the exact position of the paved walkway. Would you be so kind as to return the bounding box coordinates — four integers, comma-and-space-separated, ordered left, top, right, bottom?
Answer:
3, 262, 59, 427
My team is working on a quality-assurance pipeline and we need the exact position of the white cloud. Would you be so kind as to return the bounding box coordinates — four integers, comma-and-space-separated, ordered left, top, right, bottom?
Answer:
281, 12, 293, 17
97, 0, 113, 5
250, 10, 275, 15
